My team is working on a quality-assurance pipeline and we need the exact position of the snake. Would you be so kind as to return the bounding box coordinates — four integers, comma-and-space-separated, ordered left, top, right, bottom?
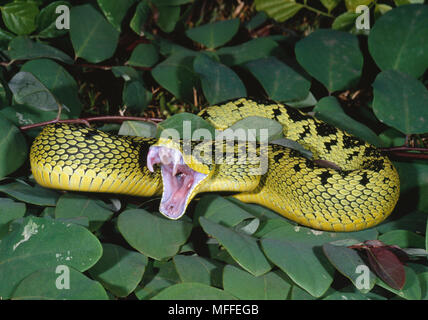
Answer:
29, 98, 400, 232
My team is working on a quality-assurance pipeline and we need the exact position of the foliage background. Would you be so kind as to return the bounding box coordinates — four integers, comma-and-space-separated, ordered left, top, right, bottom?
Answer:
0, 0, 427, 300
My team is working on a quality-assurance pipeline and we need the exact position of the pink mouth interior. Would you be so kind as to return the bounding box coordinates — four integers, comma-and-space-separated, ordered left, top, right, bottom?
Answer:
147, 146, 207, 219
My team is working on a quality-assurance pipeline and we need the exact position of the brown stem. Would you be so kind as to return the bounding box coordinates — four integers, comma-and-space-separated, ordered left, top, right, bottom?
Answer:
381, 146, 428, 153
387, 151, 428, 160
19, 116, 164, 131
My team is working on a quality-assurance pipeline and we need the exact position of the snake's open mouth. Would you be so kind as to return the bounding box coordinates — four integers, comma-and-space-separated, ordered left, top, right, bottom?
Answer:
147, 146, 207, 219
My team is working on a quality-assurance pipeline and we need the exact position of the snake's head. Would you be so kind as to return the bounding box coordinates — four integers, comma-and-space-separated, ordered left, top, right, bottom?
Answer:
147, 145, 208, 219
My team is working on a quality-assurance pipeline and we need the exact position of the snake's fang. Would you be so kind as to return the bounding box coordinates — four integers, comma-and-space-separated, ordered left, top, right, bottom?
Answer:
147, 146, 207, 219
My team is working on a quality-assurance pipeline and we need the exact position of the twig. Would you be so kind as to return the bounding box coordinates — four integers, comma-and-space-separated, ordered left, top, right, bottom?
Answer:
386, 151, 428, 160
380, 146, 428, 153
19, 116, 164, 131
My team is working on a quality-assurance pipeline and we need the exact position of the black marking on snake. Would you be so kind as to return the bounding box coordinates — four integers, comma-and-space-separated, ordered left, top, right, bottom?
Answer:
315, 121, 337, 137
359, 172, 370, 186
318, 170, 333, 185
198, 110, 210, 119
298, 125, 311, 140
138, 141, 151, 167
83, 130, 97, 140
285, 106, 312, 122
273, 153, 284, 162
235, 101, 245, 108
293, 164, 301, 172
364, 146, 379, 157
324, 140, 338, 152
362, 159, 385, 171
290, 149, 304, 158
343, 135, 365, 149
305, 158, 315, 169
339, 170, 350, 178
272, 107, 282, 120
347, 150, 360, 161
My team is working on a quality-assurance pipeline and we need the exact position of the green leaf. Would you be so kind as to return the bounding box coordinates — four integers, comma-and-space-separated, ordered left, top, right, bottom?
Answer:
217, 38, 278, 67
186, 19, 240, 49
127, 44, 159, 67
394, 161, 428, 213
119, 121, 157, 138
290, 285, 316, 300
0, 198, 26, 239
0, 182, 60, 206
9, 71, 59, 112
111, 66, 140, 81
135, 260, 180, 300
321, 0, 342, 12
260, 224, 377, 297
0, 104, 67, 128
199, 216, 271, 276
244, 11, 268, 31
151, 52, 198, 101
89, 243, 148, 297
345, 0, 373, 11
374, 4, 393, 16
117, 209, 192, 260
323, 243, 376, 293
377, 211, 427, 234
157, 5, 181, 33
229, 116, 284, 142
1, 1, 39, 35
154, 0, 193, 4
12, 267, 108, 300
228, 197, 284, 220
70, 4, 120, 63
8, 37, 73, 64
378, 128, 405, 148
368, 4, 428, 78
295, 29, 363, 92
372, 70, 428, 135
322, 290, 376, 300
0, 117, 28, 178
261, 236, 334, 297
36, 1, 70, 38
332, 12, 359, 31
419, 272, 428, 300
376, 266, 421, 300
314, 96, 382, 147
378, 230, 426, 249
194, 195, 254, 228
0, 28, 14, 50
244, 57, 311, 102
173, 255, 223, 287
0, 217, 102, 299
130, 0, 151, 36
193, 53, 246, 105
151, 282, 236, 300
122, 79, 152, 112
255, 0, 303, 22
97, 0, 137, 31
156, 112, 216, 139
223, 265, 291, 299
286, 92, 317, 108
21, 59, 82, 117
55, 193, 113, 231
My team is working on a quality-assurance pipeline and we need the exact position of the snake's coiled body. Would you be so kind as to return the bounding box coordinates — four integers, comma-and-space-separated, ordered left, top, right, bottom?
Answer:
30, 98, 400, 231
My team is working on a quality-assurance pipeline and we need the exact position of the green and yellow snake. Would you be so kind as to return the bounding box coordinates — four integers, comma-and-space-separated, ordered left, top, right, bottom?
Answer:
30, 98, 400, 232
